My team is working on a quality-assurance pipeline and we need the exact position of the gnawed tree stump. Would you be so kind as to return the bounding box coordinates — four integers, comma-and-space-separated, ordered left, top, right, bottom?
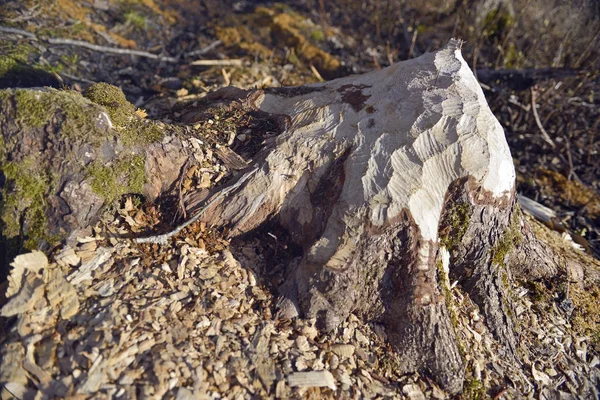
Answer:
161, 39, 524, 392
2, 40, 584, 394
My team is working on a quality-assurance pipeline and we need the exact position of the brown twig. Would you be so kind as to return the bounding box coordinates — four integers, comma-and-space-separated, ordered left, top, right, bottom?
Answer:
531, 86, 583, 183
493, 387, 508, 400
573, 26, 600, 68
184, 40, 222, 58
408, 29, 418, 59
189, 59, 243, 67
530, 87, 557, 148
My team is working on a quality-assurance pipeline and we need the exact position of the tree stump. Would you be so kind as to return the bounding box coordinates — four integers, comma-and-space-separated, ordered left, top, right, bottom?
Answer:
163, 39, 530, 392
1, 40, 570, 393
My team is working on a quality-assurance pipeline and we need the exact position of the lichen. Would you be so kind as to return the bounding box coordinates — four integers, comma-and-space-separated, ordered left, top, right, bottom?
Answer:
88, 154, 146, 204
440, 202, 471, 251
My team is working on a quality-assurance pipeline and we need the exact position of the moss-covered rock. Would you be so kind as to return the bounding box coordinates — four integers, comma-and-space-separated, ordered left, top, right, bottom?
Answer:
0, 85, 165, 265
8, 88, 114, 142
1, 158, 52, 249
84, 82, 164, 145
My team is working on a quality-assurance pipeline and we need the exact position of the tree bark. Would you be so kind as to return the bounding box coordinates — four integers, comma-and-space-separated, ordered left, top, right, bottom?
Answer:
1, 40, 569, 394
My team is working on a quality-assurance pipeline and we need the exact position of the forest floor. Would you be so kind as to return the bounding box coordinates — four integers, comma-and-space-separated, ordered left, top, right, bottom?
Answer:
0, 0, 599, 398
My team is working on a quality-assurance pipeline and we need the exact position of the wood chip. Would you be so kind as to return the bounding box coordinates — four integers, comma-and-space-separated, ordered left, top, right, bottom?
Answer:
5, 251, 47, 298
214, 146, 248, 170
1, 273, 45, 317
287, 370, 336, 391
330, 344, 355, 358
46, 267, 80, 319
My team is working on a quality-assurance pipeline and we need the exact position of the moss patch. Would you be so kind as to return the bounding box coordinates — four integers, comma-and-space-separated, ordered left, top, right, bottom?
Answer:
461, 377, 486, 400
437, 259, 460, 329
88, 154, 146, 204
0, 42, 38, 76
83, 83, 163, 145
0, 158, 54, 250
570, 285, 600, 349
440, 202, 471, 251
84, 82, 136, 127
8, 88, 115, 143
491, 209, 522, 266
481, 7, 515, 40
123, 10, 148, 30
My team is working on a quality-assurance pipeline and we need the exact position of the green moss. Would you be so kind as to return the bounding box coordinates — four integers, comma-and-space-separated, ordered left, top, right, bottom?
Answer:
0, 134, 5, 163
83, 83, 163, 145
309, 28, 325, 42
525, 281, 550, 302
13, 89, 49, 128
490, 210, 522, 266
10, 88, 117, 143
0, 158, 53, 249
0, 56, 19, 78
482, 8, 515, 39
462, 377, 486, 400
84, 83, 135, 127
440, 202, 471, 250
0, 42, 38, 77
570, 286, 600, 350
124, 10, 147, 30
120, 119, 164, 146
88, 154, 146, 204
440, 262, 459, 328
503, 43, 523, 68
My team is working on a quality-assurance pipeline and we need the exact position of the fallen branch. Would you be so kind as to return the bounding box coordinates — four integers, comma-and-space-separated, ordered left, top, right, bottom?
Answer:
0, 25, 178, 63
189, 59, 243, 67
0, 25, 37, 39
184, 40, 223, 58
46, 38, 178, 63
530, 87, 582, 183
530, 87, 556, 148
